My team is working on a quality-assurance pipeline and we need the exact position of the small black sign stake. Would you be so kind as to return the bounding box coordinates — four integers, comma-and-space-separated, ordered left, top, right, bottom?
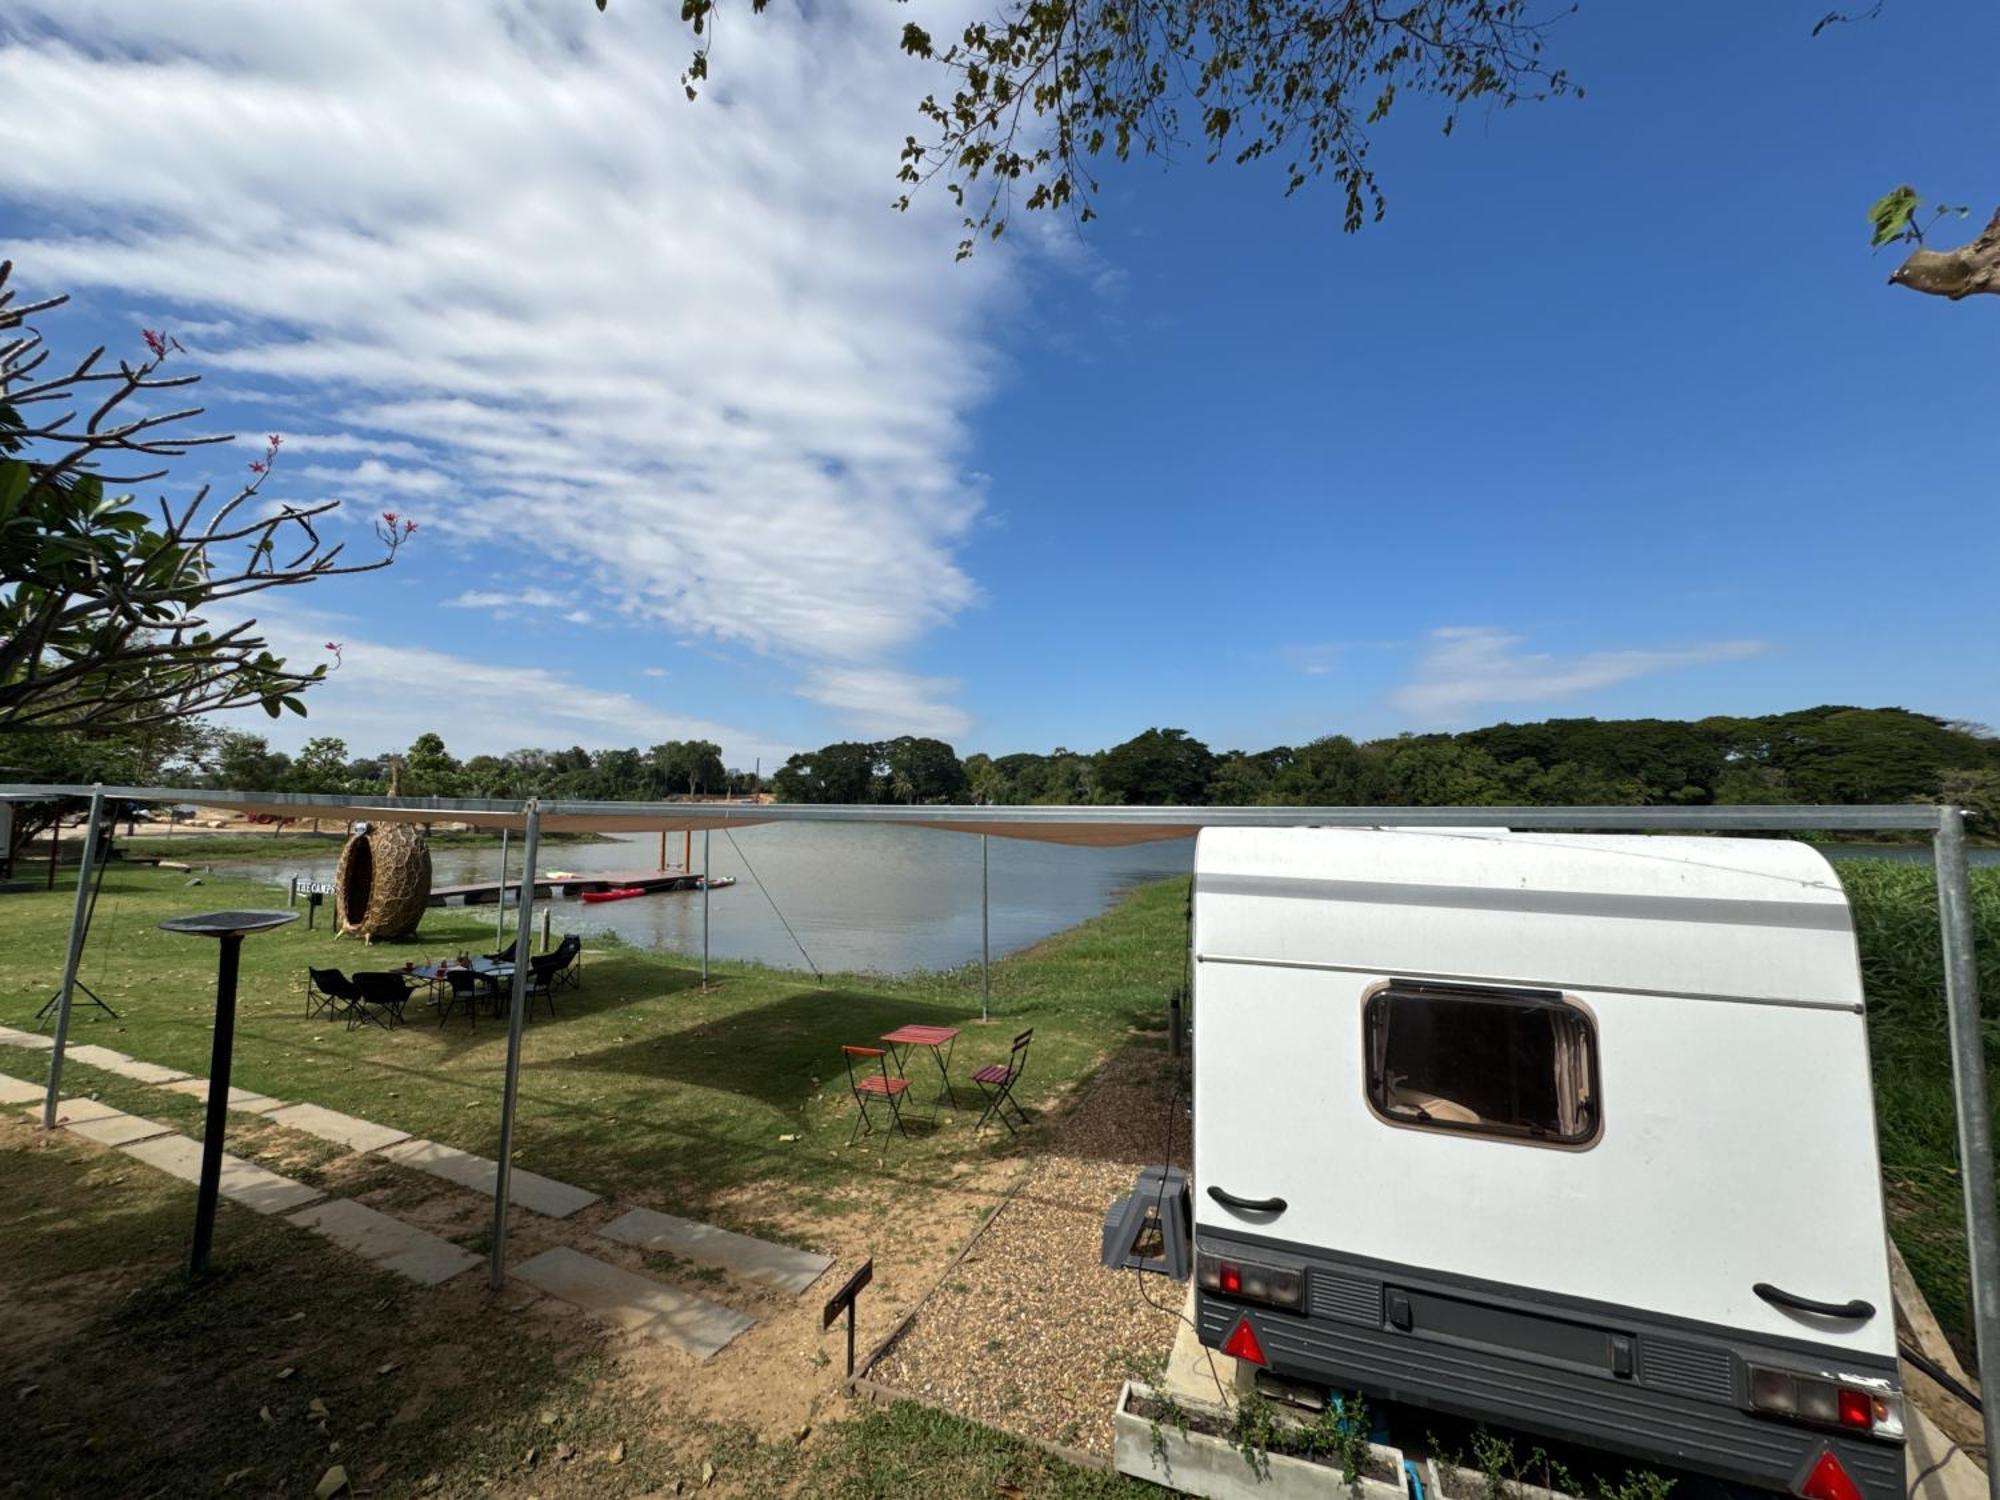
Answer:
822, 1258, 874, 1378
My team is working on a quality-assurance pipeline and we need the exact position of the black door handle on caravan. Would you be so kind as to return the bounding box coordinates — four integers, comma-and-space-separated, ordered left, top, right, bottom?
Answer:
1752, 1283, 1876, 1321
1207, 1185, 1288, 1215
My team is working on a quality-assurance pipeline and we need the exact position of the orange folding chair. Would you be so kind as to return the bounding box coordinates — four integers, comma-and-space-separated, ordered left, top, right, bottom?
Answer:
971, 1028, 1034, 1135
842, 1045, 912, 1143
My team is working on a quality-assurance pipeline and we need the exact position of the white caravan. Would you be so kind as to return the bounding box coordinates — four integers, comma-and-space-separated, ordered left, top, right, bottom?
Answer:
1191, 828, 1904, 1500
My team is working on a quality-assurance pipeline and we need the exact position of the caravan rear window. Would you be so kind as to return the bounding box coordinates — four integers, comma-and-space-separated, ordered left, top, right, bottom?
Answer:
1363, 981, 1600, 1147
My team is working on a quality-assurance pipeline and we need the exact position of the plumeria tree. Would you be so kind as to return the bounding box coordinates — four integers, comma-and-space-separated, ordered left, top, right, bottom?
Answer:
0, 260, 414, 738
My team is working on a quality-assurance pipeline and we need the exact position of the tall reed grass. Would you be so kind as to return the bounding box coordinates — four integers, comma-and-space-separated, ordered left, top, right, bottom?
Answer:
1839, 858, 2000, 1347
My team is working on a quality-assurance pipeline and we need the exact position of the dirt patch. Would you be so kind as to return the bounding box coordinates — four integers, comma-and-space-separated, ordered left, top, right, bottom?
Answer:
871, 1039, 1188, 1456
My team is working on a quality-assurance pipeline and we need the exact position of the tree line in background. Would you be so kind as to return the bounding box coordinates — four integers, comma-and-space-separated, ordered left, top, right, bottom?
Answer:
771, 706, 2000, 825
0, 723, 752, 863
5, 705, 1998, 869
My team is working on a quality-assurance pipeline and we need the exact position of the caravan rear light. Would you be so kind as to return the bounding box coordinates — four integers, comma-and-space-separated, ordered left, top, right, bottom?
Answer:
1749, 1363, 1903, 1443
1750, 1367, 1797, 1416
1195, 1250, 1303, 1311
1797, 1450, 1864, 1500
1835, 1389, 1870, 1430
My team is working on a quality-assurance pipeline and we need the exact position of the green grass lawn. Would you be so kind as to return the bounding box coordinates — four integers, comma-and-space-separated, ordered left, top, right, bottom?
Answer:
0, 1122, 1155, 1499
0, 862, 1191, 1220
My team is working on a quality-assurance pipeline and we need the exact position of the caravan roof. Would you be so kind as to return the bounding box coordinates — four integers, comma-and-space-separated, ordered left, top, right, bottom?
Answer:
1193, 828, 1860, 1008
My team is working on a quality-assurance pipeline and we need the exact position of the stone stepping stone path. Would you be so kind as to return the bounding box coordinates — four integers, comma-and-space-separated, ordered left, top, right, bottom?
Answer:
378, 1138, 598, 1218
63, 1110, 178, 1149
161, 1078, 287, 1114
34, 1096, 124, 1125
599, 1208, 832, 1294
63, 1043, 192, 1085
0, 1027, 52, 1050
119, 1133, 325, 1216
264, 1102, 410, 1155
286, 1199, 480, 1286
22, 1095, 175, 1144
511, 1246, 754, 1358
0, 1072, 46, 1106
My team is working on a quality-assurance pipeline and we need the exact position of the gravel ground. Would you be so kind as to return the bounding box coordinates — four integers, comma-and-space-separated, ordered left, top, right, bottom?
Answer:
873, 1038, 1192, 1456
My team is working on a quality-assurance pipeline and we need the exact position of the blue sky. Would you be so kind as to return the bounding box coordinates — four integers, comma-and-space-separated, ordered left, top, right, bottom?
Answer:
4, 1, 1993, 769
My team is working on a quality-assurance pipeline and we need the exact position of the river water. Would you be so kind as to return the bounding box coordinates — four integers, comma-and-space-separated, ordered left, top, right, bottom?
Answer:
211, 830, 1991, 977
220, 824, 1197, 976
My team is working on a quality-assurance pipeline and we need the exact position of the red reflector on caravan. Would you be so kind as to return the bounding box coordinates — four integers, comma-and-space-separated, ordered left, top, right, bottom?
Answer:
1836, 1389, 1872, 1430
1798, 1450, 1863, 1500
1222, 1317, 1267, 1367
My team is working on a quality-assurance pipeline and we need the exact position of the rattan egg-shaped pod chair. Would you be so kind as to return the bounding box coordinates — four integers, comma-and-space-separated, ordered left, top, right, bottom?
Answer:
334, 821, 432, 941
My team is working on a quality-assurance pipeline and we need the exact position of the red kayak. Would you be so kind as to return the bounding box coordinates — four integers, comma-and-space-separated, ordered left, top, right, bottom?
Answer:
579, 886, 647, 904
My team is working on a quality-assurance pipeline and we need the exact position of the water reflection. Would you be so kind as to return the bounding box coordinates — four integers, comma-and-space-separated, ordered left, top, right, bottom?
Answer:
221, 823, 1194, 975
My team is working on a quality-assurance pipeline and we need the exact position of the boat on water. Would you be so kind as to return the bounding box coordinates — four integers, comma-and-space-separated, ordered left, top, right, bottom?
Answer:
579, 886, 646, 904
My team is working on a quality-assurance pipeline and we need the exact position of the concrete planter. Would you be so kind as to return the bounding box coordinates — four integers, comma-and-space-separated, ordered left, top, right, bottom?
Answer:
1425, 1458, 1572, 1500
1113, 1380, 1410, 1500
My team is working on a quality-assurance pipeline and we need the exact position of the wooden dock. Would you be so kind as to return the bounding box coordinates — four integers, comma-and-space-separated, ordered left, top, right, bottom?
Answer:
427, 869, 733, 908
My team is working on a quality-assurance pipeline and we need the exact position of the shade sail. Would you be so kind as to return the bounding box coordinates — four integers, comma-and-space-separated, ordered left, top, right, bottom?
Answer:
0, 783, 1947, 839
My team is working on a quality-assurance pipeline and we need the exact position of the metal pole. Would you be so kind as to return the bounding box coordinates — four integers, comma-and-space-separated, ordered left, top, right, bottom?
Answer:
44, 786, 104, 1130
494, 826, 510, 948
701, 828, 711, 987
190, 934, 243, 1276
981, 834, 990, 1024
490, 801, 541, 1291
1933, 806, 2000, 1498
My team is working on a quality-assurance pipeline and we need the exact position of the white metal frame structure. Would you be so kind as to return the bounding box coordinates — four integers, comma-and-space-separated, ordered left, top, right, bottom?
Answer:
8, 784, 1993, 1498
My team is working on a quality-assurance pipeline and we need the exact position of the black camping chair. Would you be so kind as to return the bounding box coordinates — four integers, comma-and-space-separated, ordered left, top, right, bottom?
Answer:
970, 1028, 1035, 1135
439, 966, 499, 1025
525, 949, 570, 1019
548, 933, 583, 990
307, 966, 359, 1022
348, 971, 414, 1031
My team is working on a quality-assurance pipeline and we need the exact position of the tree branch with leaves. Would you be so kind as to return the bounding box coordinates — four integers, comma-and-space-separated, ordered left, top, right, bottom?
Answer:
1869, 187, 2000, 301
0, 261, 414, 737
620, 0, 1579, 258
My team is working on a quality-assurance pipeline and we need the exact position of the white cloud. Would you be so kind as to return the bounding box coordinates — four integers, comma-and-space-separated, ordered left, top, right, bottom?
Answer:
0, 0, 1003, 736
1390, 627, 1768, 724
445, 587, 568, 611
640, 667, 669, 679
1282, 642, 1344, 677
239, 600, 792, 765
799, 666, 972, 740
298, 458, 454, 498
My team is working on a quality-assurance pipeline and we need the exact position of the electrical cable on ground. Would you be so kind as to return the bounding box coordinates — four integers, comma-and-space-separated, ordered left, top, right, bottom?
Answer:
1898, 1341, 1983, 1414
1906, 1438, 1963, 1498
1125, 943, 1228, 1402
723, 830, 822, 981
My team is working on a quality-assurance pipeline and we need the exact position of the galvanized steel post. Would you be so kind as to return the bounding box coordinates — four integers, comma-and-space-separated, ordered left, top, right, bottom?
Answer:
981, 834, 990, 1024
490, 800, 541, 1290
494, 826, 510, 947
701, 828, 711, 987
43, 785, 104, 1130
1933, 807, 2000, 1498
